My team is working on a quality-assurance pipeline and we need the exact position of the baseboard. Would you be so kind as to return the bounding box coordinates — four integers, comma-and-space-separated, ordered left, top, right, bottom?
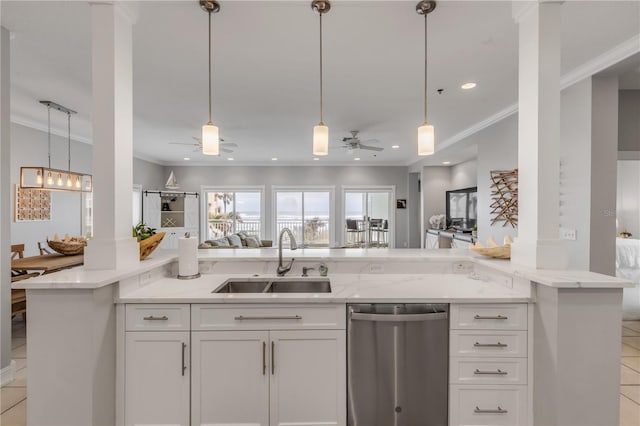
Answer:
0, 359, 17, 386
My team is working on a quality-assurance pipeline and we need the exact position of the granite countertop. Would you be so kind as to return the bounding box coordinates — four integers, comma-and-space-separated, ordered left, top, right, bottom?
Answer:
116, 272, 531, 304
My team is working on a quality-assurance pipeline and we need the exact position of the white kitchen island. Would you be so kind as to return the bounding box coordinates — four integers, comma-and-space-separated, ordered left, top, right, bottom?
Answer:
14, 249, 632, 426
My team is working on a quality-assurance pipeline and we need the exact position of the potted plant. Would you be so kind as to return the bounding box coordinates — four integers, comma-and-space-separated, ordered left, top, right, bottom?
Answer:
133, 222, 165, 260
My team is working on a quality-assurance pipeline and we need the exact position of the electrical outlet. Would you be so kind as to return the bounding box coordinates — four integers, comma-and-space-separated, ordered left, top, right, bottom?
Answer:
453, 262, 472, 273
560, 228, 577, 241
139, 271, 152, 285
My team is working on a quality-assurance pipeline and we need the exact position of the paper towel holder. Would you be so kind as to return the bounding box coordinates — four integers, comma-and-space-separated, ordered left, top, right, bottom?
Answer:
177, 232, 202, 280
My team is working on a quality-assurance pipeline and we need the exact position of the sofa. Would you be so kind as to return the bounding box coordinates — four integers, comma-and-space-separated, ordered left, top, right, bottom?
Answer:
198, 231, 273, 249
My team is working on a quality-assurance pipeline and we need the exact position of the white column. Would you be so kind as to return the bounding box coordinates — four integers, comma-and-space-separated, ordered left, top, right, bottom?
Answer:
84, 3, 140, 270
0, 25, 14, 381
510, 1, 567, 269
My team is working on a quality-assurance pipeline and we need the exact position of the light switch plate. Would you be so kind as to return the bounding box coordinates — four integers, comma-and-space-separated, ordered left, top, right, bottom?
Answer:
560, 227, 577, 240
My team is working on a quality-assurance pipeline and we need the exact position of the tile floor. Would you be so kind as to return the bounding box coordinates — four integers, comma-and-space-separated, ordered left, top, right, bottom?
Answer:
2, 317, 640, 425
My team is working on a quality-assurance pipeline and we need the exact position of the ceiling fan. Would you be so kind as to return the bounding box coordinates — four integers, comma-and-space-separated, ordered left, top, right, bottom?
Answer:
169, 136, 238, 153
339, 131, 383, 152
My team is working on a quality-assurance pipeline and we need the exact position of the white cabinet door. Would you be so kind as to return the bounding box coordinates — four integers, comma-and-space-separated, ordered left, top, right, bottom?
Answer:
269, 330, 346, 426
426, 232, 439, 248
142, 192, 161, 229
191, 331, 270, 426
125, 331, 189, 426
184, 195, 200, 230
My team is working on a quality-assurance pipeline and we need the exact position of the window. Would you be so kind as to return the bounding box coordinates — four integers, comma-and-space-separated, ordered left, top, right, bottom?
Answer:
274, 188, 333, 248
344, 187, 394, 248
203, 188, 263, 240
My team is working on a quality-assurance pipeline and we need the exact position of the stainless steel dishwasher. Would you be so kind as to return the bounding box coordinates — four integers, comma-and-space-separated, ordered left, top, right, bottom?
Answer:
347, 303, 448, 426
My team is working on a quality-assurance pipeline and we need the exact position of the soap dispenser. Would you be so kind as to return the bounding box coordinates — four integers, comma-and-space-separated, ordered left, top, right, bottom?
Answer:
318, 262, 328, 277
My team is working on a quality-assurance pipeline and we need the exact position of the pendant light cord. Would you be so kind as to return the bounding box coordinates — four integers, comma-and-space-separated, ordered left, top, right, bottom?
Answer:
47, 106, 51, 168
67, 112, 71, 172
319, 11, 324, 124
424, 13, 428, 124
208, 10, 212, 124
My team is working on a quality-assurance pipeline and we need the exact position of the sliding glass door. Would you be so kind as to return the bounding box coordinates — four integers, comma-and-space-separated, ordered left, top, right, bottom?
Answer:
344, 188, 393, 248
274, 188, 333, 248
203, 188, 263, 240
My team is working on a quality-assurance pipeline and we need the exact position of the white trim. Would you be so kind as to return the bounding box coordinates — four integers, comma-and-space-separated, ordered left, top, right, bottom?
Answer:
0, 359, 17, 387
619, 151, 640, 161
342, 185, 396, 249
272, 186, 336, 248
200, 186, 266, 241
561, 34, 640, 91
11, 115, 91, 144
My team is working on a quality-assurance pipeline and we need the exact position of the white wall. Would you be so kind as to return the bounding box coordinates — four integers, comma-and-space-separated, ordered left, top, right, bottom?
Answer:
617, 160, 640, 238
408, 173, 420, 248
162, 165, 410, 248
421, 166, 451, 229
560, 78, 593, 270
133, 157, 165, 190
475, 115, 519, 244
451, 160, 477, 190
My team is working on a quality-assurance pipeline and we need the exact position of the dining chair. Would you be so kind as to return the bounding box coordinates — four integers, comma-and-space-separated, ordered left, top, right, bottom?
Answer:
369, 219, 383, 247
10, 244, 39, 321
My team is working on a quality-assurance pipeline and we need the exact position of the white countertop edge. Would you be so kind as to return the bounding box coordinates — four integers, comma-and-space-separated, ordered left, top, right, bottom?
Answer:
115, 296, 532, 304
13, 249, 633, 290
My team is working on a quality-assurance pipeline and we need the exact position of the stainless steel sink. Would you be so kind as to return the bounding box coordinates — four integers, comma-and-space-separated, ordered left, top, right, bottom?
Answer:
214, 280, 270, 293
266, 280, 332, 293
213, 278, 331, 294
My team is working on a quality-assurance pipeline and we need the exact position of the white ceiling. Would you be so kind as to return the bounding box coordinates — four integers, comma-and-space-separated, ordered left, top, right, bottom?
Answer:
2, 1, 639, 166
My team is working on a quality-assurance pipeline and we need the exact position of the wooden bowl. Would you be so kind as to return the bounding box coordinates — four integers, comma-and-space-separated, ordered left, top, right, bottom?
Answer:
468, 244, 511, 259
139, 232, 165, 260
46, 239, 87, 255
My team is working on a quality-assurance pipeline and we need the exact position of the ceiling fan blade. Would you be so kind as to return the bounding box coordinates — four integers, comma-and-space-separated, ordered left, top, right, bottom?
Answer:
359, 145, 384, 152
360, 139, 380, 144
169, 142, 199, 146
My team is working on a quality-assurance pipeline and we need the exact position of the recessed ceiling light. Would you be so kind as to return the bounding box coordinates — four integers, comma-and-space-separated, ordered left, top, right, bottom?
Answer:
271, 157, 278, 161
227, 157, 234, 161
354, 157, 361, 161
183, 157, 190, 161
313, 157, 320, 161
391, 145, 400, 149
461, 82, 477, 90
442, 161, 451, 165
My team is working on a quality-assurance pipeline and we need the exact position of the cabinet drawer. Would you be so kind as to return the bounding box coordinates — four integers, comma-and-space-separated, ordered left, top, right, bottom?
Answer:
125, 304, 190, 331
450, 358, 527, 385
450, 330, 527, 357
450, 385, 528, 426
450, 304, 527, 330
192, 304, 345, 331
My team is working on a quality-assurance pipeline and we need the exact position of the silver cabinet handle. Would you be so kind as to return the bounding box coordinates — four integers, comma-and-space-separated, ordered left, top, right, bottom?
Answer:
474, 368, 508, 375
474, 342, 508, 348
181, 342, 187, 376
143, 315, 168, 321
271, 341, 275, 375
474, 406, 508, 414
234, 315, 302, 321
474, 314, 508, 320
262, 341, 266, 376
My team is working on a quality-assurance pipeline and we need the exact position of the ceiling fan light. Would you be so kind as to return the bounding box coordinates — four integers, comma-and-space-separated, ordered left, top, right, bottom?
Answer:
313, 124, 329, 156
418, 124, 435, 156
202, 123, 219, 156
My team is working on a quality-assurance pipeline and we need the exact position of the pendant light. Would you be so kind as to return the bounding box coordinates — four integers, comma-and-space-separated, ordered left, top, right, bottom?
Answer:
416, 0, 436, 156
20, 101, 92, 192
312, 0, 330, 156
201, 0, 221, 156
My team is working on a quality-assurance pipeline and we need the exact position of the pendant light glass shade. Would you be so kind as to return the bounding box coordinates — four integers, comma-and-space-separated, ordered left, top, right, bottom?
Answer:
202, 123, 220, 156
418, 124, 435, 156
313, 124, 329, 156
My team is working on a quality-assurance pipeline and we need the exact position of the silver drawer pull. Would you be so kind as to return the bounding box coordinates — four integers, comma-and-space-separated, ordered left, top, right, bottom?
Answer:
474, 342, 508, 348
234, 315, 302, 321
474, 368, 508, 375
143, 315, 168, 321
475, 406, 508, 414
474, 314, 508, 320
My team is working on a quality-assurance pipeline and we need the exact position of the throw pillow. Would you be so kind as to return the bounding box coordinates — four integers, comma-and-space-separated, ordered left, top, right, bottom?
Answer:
237, 231, 249, 246
245, 236, 262, 248
227, 234, 243, 248
212, 238, 230, 247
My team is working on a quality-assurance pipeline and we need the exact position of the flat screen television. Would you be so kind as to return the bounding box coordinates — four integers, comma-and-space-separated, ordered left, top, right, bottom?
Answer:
446, 186, 477, 231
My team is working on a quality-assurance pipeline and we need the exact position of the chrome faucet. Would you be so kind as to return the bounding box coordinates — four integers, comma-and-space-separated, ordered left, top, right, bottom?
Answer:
277, 228, 298, 276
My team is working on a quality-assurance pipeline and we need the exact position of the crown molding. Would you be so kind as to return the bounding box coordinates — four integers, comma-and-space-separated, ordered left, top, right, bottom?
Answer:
561, 33, 640, 90
11, 114, 92, 144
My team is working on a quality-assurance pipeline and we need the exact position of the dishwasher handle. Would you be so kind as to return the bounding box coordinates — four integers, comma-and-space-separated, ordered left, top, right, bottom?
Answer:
350, 311, 448, 322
